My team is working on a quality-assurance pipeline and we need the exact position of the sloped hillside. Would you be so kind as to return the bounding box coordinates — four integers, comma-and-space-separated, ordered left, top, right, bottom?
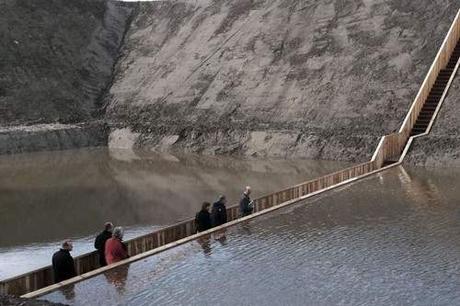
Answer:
106, 0, 458, 161
0, 0, 134, 126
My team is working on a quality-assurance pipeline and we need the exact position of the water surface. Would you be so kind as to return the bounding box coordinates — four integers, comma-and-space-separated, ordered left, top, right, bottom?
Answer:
0, 148, 346, 279
40, 166, 460, 306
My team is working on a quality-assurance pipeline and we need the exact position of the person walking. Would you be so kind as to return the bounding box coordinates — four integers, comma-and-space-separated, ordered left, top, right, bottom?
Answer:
94, 222, 114, 267
52, 240, 77, 283
239, 186, 254, 217
195, 202, 212, 232
105, 227, 129, 265
211, 195, 228, 227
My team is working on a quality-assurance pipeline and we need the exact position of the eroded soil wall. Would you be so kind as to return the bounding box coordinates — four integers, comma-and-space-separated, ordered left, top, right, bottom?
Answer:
106, 0, 458, 162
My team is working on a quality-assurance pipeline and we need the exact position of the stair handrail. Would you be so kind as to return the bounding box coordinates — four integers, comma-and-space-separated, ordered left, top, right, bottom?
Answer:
399, 52, 460, 162
372, 8, 460, 166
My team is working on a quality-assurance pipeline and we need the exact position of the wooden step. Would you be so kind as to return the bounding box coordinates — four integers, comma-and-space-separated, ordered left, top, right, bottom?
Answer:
415, 118, 432, 125
424, 99, 440, 103
417, 114, 433, 119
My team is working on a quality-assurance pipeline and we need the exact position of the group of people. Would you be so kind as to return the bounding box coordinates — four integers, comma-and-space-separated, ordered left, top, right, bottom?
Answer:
195, 186, 254, 232
52, 186, 254, 284
52, 223, 129, 283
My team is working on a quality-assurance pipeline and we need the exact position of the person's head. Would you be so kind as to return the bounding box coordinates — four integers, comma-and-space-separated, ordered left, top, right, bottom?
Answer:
244, 186, 251, 195
113, 226, 124, 240
218, 195, 226, 204
104, 222, 114, 233
201, 202, 211, 211
62, 240, 73, 252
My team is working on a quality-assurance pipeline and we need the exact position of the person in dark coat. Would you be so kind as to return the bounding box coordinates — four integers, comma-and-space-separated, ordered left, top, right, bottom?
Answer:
195, 202, 212, 232
52, 240, 77, 283
239, 186, 254, 217
211, 195, 228, 227
94, 222, 114, 267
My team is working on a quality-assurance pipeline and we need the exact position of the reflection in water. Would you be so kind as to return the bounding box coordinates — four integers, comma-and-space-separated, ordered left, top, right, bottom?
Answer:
104, 265, 130, 295
0, 148, 347, 279
59, 284, 75, 301
398, 166, 443, 208
196, 236, 211, 255
214, 229, 228, 247
40, 167, 460, 305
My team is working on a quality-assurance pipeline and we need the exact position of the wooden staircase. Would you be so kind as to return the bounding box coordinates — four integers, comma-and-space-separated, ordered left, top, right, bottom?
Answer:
410, 41, 460, 136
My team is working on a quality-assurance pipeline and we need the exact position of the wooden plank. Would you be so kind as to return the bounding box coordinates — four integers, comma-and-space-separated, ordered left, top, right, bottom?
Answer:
23, 160, 396, 300
6, 7, 459, 300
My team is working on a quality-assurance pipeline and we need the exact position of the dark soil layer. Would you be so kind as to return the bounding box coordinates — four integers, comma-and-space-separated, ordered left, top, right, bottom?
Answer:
0, 0, 135, 126
106, 0, 458, 161
0, 295, 66, 306
0, 122, 107, 155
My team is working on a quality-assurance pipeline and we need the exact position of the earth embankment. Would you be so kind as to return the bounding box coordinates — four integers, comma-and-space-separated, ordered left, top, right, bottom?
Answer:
0, 0, 135, 153
106, 0, 458, 162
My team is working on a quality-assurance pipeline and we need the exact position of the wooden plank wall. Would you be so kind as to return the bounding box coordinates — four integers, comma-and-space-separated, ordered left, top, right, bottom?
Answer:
0, 161, 376, 296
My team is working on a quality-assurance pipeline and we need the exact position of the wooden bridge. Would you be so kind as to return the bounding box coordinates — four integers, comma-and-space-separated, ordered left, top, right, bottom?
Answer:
1, 8, 459, 300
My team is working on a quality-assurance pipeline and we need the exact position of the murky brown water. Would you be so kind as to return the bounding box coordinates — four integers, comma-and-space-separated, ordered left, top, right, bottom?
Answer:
0, 148, 347, 279
40, 166, 460, 306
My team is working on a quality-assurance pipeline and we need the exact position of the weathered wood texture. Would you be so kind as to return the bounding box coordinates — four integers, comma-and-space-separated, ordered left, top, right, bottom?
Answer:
0, 161, 376, 296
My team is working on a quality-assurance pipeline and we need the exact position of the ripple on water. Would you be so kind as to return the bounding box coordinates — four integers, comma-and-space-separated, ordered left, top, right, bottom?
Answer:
41, 168, 460, 306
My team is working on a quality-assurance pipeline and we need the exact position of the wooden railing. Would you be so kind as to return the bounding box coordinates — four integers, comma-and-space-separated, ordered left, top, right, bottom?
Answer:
0, 161, 377, 297
3, 7, 459, 300
372, 9, 460, 165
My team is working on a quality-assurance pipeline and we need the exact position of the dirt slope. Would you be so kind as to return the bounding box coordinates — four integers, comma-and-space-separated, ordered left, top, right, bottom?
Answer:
0, 0, 134, 126
106, 0, 458, 162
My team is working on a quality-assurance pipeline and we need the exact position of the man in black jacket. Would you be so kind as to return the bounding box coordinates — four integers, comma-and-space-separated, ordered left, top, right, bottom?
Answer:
239, 186, 253, 217
211, 195, 228, 227
52, 240, 77, 283
94, 222, 114, 266
195, 202, 212, 232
